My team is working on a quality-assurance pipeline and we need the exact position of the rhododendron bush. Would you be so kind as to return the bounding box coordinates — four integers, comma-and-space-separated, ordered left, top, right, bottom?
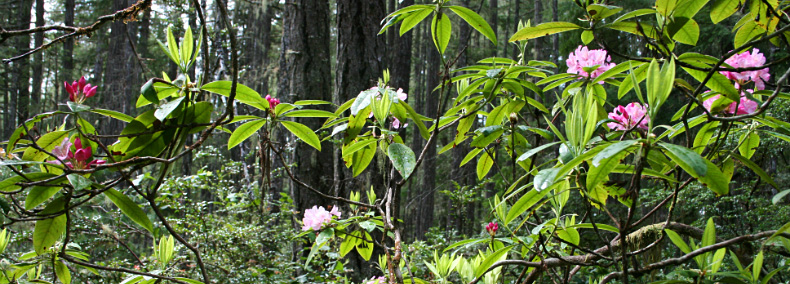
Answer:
0, 0, 789, 283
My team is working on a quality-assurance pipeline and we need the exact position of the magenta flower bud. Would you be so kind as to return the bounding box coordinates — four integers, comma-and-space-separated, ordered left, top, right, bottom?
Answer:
84, 85, 97, 98
74, 148, 91, 162
77, 76, 87, 92
65, 82, 75, 97
486, 222, 499, 236
74, 137, 83, 150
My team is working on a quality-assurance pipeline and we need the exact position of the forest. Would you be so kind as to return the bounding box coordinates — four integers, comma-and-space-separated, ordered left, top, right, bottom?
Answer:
0, 0, 789, 283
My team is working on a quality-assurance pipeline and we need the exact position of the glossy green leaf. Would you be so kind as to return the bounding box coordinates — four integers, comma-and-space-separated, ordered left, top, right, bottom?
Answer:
734, 20, 765, 48
55, 259, 71, 284
0, 172, 59, 193
25, 186, 60, 210
154, 96, 186, 121
228, 119, 266, 149
104, 189, 154, 233
730, 153, 778, 188
22, 131, 70, 162
475, 245, 513, 277
33, 198, 67, 254
557, 228, 580, 245
141, 79, 160, 104
587, 150, 629, 193
517, 141, 561, 162
431, 13, 452, 54
660, 142, 708, 177
738, 132, 760, 159
66, 174, 92, 191
476, 151, 494, 180
280, 121, 321, 151
534, 168, 561, 192
201, 81, 269, 110
703, 217, 716, 247
400, 8, 433, 36
283, 110, 338, 118
91, 109, 134, 122
447, 6, 496, 44
711, 0, 740, 23
505, 188, 549, 225
351, 139, 377, 177
509, 22, 582, 42
664, 229, 691, 254
592, 141, 638, 167
355, 231, 374, 261
388, 143, 417, 179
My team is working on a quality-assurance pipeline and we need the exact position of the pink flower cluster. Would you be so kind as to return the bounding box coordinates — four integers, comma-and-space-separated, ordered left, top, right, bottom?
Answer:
485, 222, 498, 236
49, 137, 106, 169
364, 86, 409, 129
64, 76, 98, 103
566, 46, 616, 79
265, 95, 281, 109
301, 205, 341, 231
607, 103, 650, 131
720, 49, 770, 90
365, 277, 386, 284
702, 92, 758, 115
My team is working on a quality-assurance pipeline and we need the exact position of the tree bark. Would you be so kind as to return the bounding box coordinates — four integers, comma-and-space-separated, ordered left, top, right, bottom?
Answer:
14, 0, 33, 123
278, 0, 333, 226
63, 0, 75, 101
102, 0, 134, 136
31, 0, 45, 113
533, 0, 543, 60
416, 25, 440, 240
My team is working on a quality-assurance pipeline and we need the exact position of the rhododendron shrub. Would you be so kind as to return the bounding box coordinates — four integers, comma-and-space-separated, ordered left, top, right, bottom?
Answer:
2, 0, 789, 284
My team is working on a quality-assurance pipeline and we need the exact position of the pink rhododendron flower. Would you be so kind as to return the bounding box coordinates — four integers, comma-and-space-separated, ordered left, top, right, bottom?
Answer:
720, 49, 770, 90
264, 95, 281, 109
486, 222, 498, 236
566, 46, 616, 79
364, 86, 408, 129
301, 205, 341, 231
64, 76, 98, 103
607, 103, 650, 131
365, 277, 386, 284
47, 137, 105, 169
702, 91, 759, 115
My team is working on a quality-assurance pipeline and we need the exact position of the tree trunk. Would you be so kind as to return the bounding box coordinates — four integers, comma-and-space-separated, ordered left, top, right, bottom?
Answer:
489, 0, 498, 56
31, 0, 45, 113
63, 0, 75, 101
278, 0, 333, 226
14, 0, 33, 123
334, 0, 387, 278
416, 25, 440, 240
102, 0, 134, 137
552, 0, 559, 59
512, 0, 520, 59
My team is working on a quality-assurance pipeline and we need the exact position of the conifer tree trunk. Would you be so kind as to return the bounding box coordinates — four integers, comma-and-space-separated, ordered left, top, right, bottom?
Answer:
278, 0, 333, 225
14, 0, 33, 123
31, 0, 44, 112
63, 0, 75, 100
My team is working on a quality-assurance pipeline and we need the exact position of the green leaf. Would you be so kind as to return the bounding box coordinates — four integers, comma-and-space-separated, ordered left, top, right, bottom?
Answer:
0, 172, 59, 193
33, 198, 67, 254
568, 223, 620, 233
475, 245, 513, 277
517, 141, 561, 162
166, 26, 180, 65
154, 96, 186, 121
22, 131, 70, 162
471, 126, 503, 148
340, 231, 361, 257
387, 143, 417, 179
343, 138, 379, 158
174, 278, 204, 284
753, 251, 764, 281
665, 229, 691, 254
683, 67, 740, 100
670, 18, 700, 45
448, 6, 496, 44
400, 8, 433, 36
25, 186, 61, 210
66, 174, 92, 191
228, 119, 266, 149
659, 142, 708, 177
534, 168, 561, 191
738, 132, 760, 159
280, 121, 321, 151
201, 81, 269, 110
703, 217, 716, 247
734, 19, 765, 48
306, 229, 333, 265
557, 228, 580, 245
730, 153, 778, 189
431, 13, 452, 54
104, 189, 154, 233
581, 30, 594, 44
608, 21, 659, 39
655, 0, 678, 16
476, 151, 494, 180
283, 110, 338, 118
351, 139, 377, 177
355, 231, 374, 261
141, 79, 160, 104
510, 22, 582, 42
711, 0, 740, 23
693, 121, 720, 153
773, 189, 790, 204
505, 188, 550, 225
91, 109, 134, 122
54, 259, 71, 284
587, 149, 629, 193
592, 140, 638, 167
